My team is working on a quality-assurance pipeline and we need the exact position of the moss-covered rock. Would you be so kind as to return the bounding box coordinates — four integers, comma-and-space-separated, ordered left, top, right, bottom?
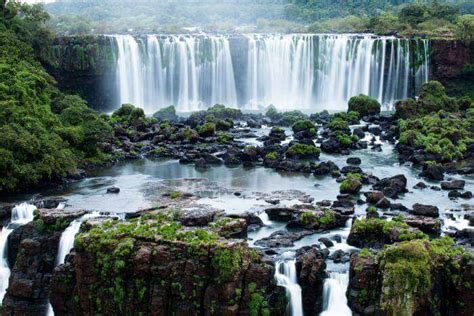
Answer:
348, 237, 473, 316
286, 144, 320, 159
340, 173, 363, 194
348, 94, 381, 117
50, 214, 286, 315
347, 216, 427, 248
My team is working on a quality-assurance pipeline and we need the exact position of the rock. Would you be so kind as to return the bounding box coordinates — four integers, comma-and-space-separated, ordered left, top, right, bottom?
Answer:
194, 158, 209, 169
353, 128, 365, 139
332, 235, 342, 243
106, 186, 120, 194
441, 180, 466, 190
461, 191, 473, 199
179, 209, 219, 226
375, 198, 391, 209
419, 164, 445, 180
341, 166, 363, 174
411, 204, 440, 218
373, 174, 407, 198
449, 190, 462, 198
364, 191, 384, 204
414, 182, 428, 189
254, 230, 313, 248
318, 237, 334, 248
390, 203, 408, 211
313, 161, 339, 176
347, 253, 379, 315
346, 157, 362, 165
33, 197, 68, 209
295, 246, 326, 315
330, 249, 350, 263
405, 216, 441, 235
264, 207, 299, 222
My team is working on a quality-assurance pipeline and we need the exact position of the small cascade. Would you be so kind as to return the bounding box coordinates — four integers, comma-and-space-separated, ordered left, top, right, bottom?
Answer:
0, 203, 37, 301
275, 258, 303, 316
55, 212, 100, 265
320, 272, 352, 316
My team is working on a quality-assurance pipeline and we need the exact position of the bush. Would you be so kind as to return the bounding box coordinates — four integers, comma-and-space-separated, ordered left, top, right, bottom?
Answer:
348, 94, 381, 117
111, 104, 146, 127
152, 105, 177, 121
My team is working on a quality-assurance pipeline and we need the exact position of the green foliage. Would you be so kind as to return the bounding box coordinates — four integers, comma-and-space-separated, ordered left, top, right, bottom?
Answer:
348, 94, 381, 117
197, 122, 216, 137
152, 105, 177, 121
111, 103, 146, 127
217, 132, 233, 143
0, 24, 112, 194
286, 143, 320, 159
455, 14, 474, 44
265, 152, 278, 160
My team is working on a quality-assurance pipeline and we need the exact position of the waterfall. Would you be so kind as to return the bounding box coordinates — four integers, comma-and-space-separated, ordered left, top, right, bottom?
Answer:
114, 34, 238, 113
275, 259, 303, 316
320, 272, 352, 316
112, 34, 430, 112
0, 203, 37, 301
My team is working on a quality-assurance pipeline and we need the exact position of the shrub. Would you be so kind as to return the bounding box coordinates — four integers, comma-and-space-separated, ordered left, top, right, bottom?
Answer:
340, 173, 362, 194
292, 119, 317, 135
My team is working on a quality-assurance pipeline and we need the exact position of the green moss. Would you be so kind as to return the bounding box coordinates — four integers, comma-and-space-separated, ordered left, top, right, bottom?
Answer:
292, 119, 317, 135
340, 173, 363, 194
398, 110, 473, 161
265, 152, 278, 160
300, 210, 337, 229
351, 217, 427, 243
169, 191, 182, 199
217, 132, 233, 143
286, 144, 320, 158
348, 94, 381, 116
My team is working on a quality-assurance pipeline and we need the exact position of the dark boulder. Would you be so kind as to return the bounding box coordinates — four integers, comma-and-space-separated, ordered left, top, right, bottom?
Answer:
373, 174, 407, 198
441, 180, 465, 190
410, 204, 440, 218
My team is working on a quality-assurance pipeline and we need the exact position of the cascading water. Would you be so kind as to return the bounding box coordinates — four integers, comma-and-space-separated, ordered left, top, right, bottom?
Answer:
112, 34, 429, 113
275, 257, 303, 316
114, 34, 237, 113
320, 272, 352, 316
0, 203, 37, 301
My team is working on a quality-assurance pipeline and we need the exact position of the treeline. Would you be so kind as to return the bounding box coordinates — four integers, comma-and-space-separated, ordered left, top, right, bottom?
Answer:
43, 0, 473, 35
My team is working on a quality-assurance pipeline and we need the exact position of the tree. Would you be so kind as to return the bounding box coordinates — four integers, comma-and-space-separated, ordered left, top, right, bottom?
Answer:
455, 14, 474, 44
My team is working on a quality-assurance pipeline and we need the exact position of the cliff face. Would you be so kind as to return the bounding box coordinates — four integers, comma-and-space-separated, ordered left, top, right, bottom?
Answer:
2, 209, 84, 315
346, 239, 474, 316
430, 40, 474, 98
49, 215, 287, 315
40, 36, 119, 112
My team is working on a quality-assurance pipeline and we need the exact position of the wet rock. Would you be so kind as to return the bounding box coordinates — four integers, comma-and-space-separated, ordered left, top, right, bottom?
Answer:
318, 237, 334, 248
254, 230, 313, 248
414, 182, 428, 189
405, 216, 441, 235
461, 191, 473, 199
106, 186, 120, 194
332, 235, 342, 243
375, 198, 391, 209
330, 249, 350, 263
295, 246, 326, 315
411, 204, 440, 218
194, 158, 209, 169
449, 190, 462, 198
441, 180, 465, 190
419, 164, 445, 180
179, 209, 219, 226
353, 128, 365, 139
341, 166, 363, 174
347, 253, 379, 315
372, 174, 407, 198
346, 157, 362, 165
389, 203, 408, 211
33, 197, 68, 209
313, 161, 339, 177
264, 207, 299, 222
364, 191, 384, 204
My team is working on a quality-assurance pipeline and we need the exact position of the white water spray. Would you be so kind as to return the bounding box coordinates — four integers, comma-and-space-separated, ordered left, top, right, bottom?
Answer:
275, 258, 303, 316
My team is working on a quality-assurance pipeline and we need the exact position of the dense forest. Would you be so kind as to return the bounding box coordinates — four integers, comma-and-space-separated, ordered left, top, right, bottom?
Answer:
44, 0, 474, 36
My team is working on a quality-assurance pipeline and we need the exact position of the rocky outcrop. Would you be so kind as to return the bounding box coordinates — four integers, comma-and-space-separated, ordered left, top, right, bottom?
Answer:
295, 246, 326, 315
2, 209, 84, 314
347, 238, 474, 316
49, 215, 287, 315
